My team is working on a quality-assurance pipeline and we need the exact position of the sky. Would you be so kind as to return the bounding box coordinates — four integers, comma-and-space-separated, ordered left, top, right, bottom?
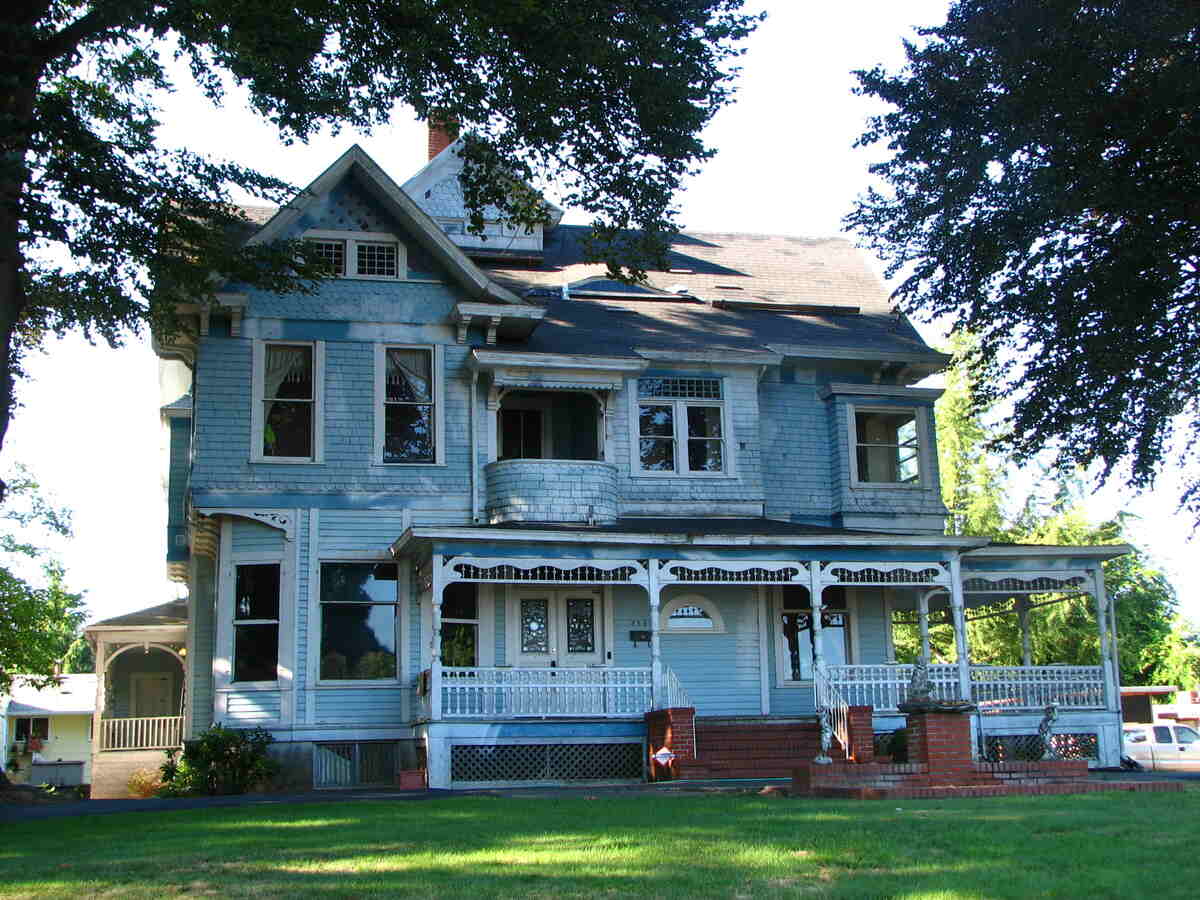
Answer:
5, 1, 1197, 625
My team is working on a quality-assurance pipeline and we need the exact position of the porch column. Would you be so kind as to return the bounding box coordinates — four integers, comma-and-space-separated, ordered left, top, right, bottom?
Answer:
430, 557, 444, 721
648, 558, 663, 708
92, 639, 107, 752
1017, 597, 1033, 667
1093, 564, 1120, 713
808, 559, 824, 680
917, 590, 932, 662
948, 557, 972, 702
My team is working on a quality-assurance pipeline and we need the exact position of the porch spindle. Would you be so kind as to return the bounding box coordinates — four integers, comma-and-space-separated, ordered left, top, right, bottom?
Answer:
648, 558, 663, 708
1092, 564, 1120, 713
948, 557, 971, 702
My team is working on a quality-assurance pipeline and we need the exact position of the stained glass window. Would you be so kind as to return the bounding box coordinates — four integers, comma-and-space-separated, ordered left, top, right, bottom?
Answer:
521, 598, 550, 654
566, 597, 595, 653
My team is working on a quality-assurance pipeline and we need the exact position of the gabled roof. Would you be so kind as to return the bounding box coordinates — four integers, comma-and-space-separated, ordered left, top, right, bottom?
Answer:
4, 674, 97, 716
89, 600, 188, 629
247, 145, 527, 306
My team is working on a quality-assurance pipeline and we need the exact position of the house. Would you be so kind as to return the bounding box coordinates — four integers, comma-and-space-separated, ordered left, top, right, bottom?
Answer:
3, 674, 96, 786
87, 130, 1129, 795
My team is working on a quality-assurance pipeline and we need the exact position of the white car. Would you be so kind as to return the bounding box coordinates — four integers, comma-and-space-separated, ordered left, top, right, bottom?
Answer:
1123, 723, 1200, 771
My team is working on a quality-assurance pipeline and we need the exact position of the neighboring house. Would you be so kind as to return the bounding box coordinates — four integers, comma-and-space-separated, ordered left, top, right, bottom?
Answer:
136, 130, 1129, 793
2, 674, 96, 786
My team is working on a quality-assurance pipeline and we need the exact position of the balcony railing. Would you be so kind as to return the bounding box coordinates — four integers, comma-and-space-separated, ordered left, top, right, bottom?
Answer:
825, 664, 1106, 713
419, 666, 655, 719
99, 715, 184, 751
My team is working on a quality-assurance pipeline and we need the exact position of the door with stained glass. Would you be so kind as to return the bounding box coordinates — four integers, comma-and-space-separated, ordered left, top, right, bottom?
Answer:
511, 590, 605, 667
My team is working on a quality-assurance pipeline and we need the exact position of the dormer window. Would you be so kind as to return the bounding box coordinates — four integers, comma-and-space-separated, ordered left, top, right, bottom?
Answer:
304, 230, 405, 279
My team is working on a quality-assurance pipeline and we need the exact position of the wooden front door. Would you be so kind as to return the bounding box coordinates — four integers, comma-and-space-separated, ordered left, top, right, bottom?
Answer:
510, 589, 605, 668
131, 673, 173, 717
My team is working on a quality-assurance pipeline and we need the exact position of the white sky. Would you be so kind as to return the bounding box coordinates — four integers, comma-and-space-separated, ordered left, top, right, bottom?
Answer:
5, 0, 1197, 625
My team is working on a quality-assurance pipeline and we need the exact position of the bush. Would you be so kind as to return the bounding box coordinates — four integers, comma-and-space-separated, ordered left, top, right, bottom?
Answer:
127, 767, 162, 798
159, 724, 279, 797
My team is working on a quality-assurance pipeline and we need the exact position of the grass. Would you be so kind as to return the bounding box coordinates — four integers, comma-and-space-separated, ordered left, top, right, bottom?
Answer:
1, 789, 1198, 898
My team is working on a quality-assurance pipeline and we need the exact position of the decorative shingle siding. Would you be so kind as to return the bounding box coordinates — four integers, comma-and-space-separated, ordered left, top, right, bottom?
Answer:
759, 367, 834, 523
189, 556, 217, 735
231, 518, 285, 554
294, 509, 310, 723
484, 459, 618, 524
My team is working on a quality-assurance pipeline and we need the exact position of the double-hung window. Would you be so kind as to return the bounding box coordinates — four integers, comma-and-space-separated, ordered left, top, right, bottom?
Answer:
635, 377, 726, 474
252, 341, 324, 463
233, 563, 280, 683
852, 407, 921, 485
319, 563, 399, 681
375, 345, 442, 464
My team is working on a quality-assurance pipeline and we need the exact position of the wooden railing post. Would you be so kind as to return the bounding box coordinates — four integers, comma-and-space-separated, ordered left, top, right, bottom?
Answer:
648, 559, 662, 708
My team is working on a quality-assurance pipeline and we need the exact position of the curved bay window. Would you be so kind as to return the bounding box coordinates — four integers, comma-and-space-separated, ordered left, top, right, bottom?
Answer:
777, 587, 850, 683
498, 390, 601, 460
319, 563, 399, 681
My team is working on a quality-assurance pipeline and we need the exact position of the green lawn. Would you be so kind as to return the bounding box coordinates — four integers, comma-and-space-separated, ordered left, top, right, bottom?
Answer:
1, 790, 1198, 898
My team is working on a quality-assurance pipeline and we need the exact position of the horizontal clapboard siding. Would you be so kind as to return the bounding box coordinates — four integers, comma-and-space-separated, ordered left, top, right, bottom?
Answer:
660, 587, 760, 716
314, 689, 406, 725
231, 518, 285, 554
224, 691, 281, 722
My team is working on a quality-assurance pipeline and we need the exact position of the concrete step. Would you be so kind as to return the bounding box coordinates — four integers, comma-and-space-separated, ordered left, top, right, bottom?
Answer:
90, 749, 172, 799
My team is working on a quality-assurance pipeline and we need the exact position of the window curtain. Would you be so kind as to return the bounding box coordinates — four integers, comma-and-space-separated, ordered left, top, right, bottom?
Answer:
386, 349, 431, 402
263, 346, 311, 428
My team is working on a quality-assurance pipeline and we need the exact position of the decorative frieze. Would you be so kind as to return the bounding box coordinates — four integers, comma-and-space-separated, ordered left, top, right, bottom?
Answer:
659, 560, 808, 585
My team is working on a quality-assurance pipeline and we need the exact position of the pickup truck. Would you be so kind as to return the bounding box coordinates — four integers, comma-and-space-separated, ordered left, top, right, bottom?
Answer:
1123, 723, 1200, 771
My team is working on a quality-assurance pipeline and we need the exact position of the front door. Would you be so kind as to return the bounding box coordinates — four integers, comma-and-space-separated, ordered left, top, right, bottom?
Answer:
511, 589, 605, 667
131, 673, 174, 717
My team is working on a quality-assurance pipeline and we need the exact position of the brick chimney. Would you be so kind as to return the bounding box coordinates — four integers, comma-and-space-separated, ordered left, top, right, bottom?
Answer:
427, 118, 459, 160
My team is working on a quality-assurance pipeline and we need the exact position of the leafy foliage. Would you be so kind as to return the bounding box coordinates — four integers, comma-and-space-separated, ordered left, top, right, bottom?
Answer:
61, 635, 94, 674
0, 466, 85, 695
911, 339, 1199, 689
0, 2, 761, 479
159, 724, 279, 796
848, 1, 1200, 519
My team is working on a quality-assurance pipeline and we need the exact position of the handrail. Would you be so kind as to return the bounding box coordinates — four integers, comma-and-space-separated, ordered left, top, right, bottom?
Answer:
662, 666, 693, 710
814, 667, 851, 761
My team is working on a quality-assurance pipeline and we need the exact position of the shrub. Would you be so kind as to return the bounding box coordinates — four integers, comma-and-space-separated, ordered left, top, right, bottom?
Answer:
127, 767, 163, 798
159, 724, 279, 797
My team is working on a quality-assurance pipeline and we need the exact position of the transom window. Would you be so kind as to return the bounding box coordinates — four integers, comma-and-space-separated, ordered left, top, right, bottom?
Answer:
261, 343, 314, 460
660, 595, 726, 633
636, 377, 725, 474
233, 563, 280, 682
854, 408, 921, 485
381, 347, 436, 463
319, 563, 398, 681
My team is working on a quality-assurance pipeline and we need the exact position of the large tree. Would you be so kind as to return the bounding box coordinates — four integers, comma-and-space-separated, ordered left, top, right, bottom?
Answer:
0, 2, 761, 493
848, 1, 1200, 519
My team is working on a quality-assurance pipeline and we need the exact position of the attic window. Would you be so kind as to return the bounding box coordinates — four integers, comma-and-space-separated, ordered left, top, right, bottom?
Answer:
357, 241, 398, 277
310, 239, 346, 276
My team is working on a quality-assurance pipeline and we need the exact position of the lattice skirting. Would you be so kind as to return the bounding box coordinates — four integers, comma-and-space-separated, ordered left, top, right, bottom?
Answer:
450, 741, 644, 786
982, 733, 1099, 762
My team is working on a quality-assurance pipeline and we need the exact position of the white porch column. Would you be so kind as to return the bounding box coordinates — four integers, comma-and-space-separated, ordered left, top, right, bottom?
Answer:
1093, 564, 1120, 713
648, 558, 663, 708
1017, 597, 1033, 667
430, 557, 445, 722
808, 559, 824, 678
917, 590, 932, 662
92, 639, 106, 752
948, 557, 972, 701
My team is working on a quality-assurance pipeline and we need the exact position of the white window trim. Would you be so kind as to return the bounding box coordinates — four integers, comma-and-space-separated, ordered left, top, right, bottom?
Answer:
627, 377, 736, 478
214, 526, 292, 696
373, 343, 445, 466
659, 594, 727, 634
772, 588, 857, 687
845, 403, 930, 490
440, 584, 495, 668
497, 394, 555, 460
303, 229, 407, 281
314, 559, 403, 687
250, 340, 325, 464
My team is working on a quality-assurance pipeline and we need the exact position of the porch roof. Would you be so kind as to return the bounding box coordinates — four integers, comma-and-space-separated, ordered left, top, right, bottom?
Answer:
88, 600, 188, 629
392, 518, 989, 556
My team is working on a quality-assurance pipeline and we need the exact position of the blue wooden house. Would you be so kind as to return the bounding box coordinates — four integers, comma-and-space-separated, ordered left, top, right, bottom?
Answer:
90, 135, 1128, 793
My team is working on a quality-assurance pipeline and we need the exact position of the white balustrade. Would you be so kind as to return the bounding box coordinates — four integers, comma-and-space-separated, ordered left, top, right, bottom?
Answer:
100, 715, 184, 751
663, 666, 693, 710
435, 667, 653, 719
825, 664, 1106, 713
814, 669, 852, 760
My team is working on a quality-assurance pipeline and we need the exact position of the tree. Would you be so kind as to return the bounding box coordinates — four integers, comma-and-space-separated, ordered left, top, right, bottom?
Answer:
921, 340, 1190, 687
0, 2, 762, 494
848, 1, 1200, 520
0, 467, 85, 695
61, 634, 94, 674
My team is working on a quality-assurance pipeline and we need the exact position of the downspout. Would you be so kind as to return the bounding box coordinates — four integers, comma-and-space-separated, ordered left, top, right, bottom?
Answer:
469, 369, 480, 522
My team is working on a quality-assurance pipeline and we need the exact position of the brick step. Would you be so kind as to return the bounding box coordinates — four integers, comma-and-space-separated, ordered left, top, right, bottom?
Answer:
697, 739, 821, 749
696, 755, 819, 768
696, 725, 821, 735
678, 764, 800, 780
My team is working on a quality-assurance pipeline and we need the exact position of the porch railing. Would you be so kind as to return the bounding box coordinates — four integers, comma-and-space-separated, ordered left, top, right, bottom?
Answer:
663, 666, 693, 710
814, 668, 852, 760
825, 664, 1106, 713
431, 667, 654, 719
99, 715, 184, 751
